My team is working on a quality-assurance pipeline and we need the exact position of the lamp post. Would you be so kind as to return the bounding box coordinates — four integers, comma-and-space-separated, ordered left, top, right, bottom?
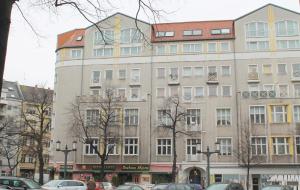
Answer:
56, 140, 77, 179
197, 142, 220, 187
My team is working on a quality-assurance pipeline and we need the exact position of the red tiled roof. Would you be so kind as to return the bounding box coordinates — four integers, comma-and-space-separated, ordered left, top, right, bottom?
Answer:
151, 20, 234, 43
56, 29, 85, 51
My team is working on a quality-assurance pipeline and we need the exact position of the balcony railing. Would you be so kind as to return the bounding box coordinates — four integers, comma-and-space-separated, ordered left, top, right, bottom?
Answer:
292, 71, 300, 81
186, 154, 200, 162
207, 72, 218, 84
168, 74, 179, 85
90, 79, 101, 87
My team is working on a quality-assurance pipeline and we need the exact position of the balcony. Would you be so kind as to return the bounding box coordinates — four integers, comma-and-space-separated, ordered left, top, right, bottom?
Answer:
186, 154, 200, 162
168, 74, 179, 85
129, 79, 141, 86
291, 71, 300, 82
248, 72, 260, 83
207, 72, 218, 84
90, 80, 101, 88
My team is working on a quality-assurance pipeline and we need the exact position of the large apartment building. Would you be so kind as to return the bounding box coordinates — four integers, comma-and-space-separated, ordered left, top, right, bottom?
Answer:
52, 4, 300, 189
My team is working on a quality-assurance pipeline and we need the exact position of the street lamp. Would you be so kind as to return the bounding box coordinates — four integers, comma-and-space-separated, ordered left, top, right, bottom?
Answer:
197, 142, 220, 187
56, 140, 77, 179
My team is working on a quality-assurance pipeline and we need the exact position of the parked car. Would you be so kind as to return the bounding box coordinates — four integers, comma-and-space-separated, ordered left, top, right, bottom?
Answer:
101, 182, 115, 190
206, 183, 244, 190
0, 176, 41, 190
117, 184, 144, 190
152, 183, 193, 190
41, 180, 86, 190
188, 184, 203, 190
262, 185, 293, 190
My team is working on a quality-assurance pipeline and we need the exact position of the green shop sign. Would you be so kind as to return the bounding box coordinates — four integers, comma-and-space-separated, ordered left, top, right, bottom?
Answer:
60, 165, 73, 170
122, 165, 149, 171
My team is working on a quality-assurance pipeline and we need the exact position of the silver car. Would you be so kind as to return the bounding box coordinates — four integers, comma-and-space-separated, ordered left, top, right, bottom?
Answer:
42, 180, 86, 190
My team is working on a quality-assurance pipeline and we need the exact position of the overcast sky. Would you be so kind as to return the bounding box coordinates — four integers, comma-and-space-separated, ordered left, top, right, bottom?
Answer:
4, 0, 300, 89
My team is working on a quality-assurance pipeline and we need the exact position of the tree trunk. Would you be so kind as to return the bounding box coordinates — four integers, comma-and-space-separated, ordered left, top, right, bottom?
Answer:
171, 129, 177, 183
0, 0, 14, 96
246, 165, 250, 190
100, 157, 106, 181
38, 143, 44, 184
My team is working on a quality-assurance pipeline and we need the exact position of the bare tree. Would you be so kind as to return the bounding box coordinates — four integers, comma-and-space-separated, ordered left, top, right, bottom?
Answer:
71, 88, 122, 181
157, 96, 188, 183
20, 85, 52, 184
234, 122, 263, 190
0, 0, 164, 96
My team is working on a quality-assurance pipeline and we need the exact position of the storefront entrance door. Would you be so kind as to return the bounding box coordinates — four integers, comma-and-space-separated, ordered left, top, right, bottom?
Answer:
189, 168, 201, 184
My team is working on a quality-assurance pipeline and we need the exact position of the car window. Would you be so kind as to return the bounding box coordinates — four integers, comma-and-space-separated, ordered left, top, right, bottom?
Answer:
60, 181, 68, 187
12, 180, 25, 187
226, 184, 244, 190
207, 184, 228, 190
23, 179, 40, 189
71, 181, 84, 186
0, 179, 9, 186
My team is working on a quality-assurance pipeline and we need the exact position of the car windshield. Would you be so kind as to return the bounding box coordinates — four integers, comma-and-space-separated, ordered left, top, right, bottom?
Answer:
24, 179, 41, 189
207, 184, 228, 190
42, 180, 61, 187
117, 185, 132, 190
153, 184, 169, 190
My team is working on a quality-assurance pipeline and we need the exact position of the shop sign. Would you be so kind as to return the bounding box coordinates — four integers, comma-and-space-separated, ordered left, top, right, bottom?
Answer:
91, 165, 116, 171
122, 165, 149, 171
60, 165, 73, 170
266, 175, 300, 182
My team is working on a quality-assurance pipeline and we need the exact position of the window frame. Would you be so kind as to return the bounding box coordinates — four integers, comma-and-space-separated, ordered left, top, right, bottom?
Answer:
182, 86, 193, 102
249, 105, 266, 125
123, 137, 139, 155
251, 136, 267, 155
124, 108, 139, 126
216, 137, 232, 156
83, 138, 99, 155
156, 138, 172, 156
156, 68, 166, 79
216, 108, 231, 126
221, 85, 232, 97
272, 137, 290, 155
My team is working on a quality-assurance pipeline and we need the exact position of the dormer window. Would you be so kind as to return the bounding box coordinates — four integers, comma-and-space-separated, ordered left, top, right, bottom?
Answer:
76, 36, 83, 41
183, 30, 202, 36
156, 31, 174, 37
211, 28, 230, 35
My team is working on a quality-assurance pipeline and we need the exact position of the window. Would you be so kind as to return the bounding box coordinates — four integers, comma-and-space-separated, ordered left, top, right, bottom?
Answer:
222, 86, 231, 97
292, 64, 300, 78
91, 71, 101, 84
157, 139, 172, 155
169, 87, 179, 97
91, 89, 100, 96
271, 105, 287, 123
216, 108, 231, 126
94, 30, 114, 45
121, 46, 142, 56
131, 69, 140, 83
183, 87, 192, 101
263, 84, 274, 91
295, 84, 300, 97
86, 109, 99, 127
276, 20, 299, 36
121, 28, 142, 43
71, 49, 82, 59
186, 139, 201, 156
125, 109, 138, 126
183, 67, 192, 77
220, 42, 230, 52
170, 45, 177, 54
211, 28, 231, 35
208, 43, 217, 52
157, 68, 165, 79
156, 31, 174, 37
250, 106, 265, 124
247, 41, 269, 51
277, 40, 300, 49
155, 45, 165, 55
84, 138, 98, 155
183, 30, 202, 36
251, 137, 267, 155
262, 64, 272, 74
157, 110, 172, 126
194, 67, 204, 77
124, 138, 138, 155
296, 137, 300, 154
186, 109, 201, 126
221, 66, 231, 76
157, 88, 165, 98
272, 137, 289, 155
246, 22, 268, 37
217, 138, 232, 155
194, 87, 204, 97
117, 88, 126, 99
183, 43, 202, 53
93, 48, 113, 57
105, 70, 113, 80
119, 69, 126, 80
208, 85, 218, 96
294, 105, 300, 123
277, 64, 287, 75
130, 88, 140, 100
248, 65, 258, 74
107, 138, 118, 155
278, 84, 288, 97
170, 68, 179, 81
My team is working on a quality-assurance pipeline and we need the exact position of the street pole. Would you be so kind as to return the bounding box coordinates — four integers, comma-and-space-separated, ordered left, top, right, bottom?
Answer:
56, 141, 77, 180
207, 146, 210, 186
64, 145, 68, 179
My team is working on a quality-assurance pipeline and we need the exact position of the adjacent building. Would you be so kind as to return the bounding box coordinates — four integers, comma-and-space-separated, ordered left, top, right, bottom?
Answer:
52, 4, 300, 190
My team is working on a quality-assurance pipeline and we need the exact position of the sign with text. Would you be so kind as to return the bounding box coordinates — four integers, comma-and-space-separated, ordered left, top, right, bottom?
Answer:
122, 165, 149, 171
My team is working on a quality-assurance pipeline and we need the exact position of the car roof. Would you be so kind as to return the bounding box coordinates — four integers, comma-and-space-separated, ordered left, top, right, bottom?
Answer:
0, 176, 30, 180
